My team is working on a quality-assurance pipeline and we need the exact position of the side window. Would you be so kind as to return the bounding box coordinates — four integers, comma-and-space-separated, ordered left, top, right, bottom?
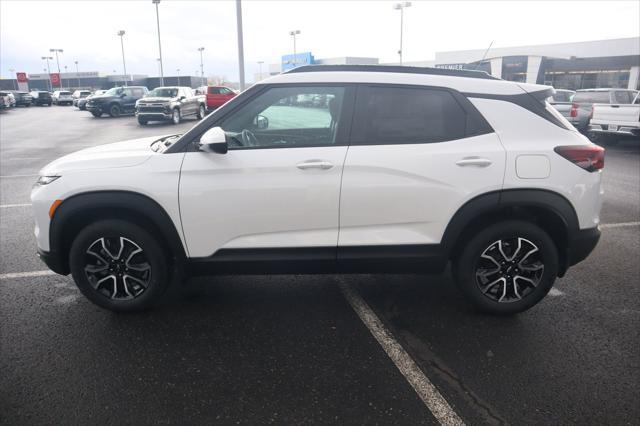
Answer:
613, 91, 631, 104
209, 87, 221, 95
131, 88, 144, 98
122, 88, 133, 97
352, 86, 470, 145
218, 86, 346, 149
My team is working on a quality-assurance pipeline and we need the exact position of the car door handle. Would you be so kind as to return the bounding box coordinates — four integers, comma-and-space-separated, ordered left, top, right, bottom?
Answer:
297, 160, 334, 170
456, 157, 493, 167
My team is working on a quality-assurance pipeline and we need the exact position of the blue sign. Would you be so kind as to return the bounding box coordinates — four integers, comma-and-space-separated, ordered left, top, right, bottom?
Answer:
281, 52, 314, 71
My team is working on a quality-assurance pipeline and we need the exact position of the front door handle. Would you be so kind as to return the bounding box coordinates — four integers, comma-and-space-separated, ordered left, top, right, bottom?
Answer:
297, 160, 334, 170
456, 157, 493, 167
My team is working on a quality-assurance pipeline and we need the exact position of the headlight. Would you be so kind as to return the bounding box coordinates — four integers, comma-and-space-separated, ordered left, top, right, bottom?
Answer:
36, 175, 61, 185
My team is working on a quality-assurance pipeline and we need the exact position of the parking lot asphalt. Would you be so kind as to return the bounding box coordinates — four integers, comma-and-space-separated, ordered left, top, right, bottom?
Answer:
1, 105, 639, 425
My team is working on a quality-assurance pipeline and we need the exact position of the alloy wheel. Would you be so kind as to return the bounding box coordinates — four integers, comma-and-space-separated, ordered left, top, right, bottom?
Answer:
474, 237, 544, 303
84, 236, 151, 300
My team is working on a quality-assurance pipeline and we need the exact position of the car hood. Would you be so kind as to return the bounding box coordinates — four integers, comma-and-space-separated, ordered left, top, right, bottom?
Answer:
89, 95, 117, 102
39, 135, 171, 175
138, 96, 176, 103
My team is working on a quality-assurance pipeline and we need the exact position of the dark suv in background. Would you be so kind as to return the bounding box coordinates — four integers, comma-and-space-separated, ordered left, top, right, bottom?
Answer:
29, 90, 52, 106
86, 86, 149, 117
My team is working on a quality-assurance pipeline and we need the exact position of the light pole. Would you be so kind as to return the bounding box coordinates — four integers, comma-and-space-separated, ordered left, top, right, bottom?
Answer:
8, 68, 17, 90
393, 2, 411, 65
235, 0, 245, 91
156, 59, 161, 85
152, 0, 164, 86
197, 47, 205, 87
50, 48, 63, 87
42, 56, 53, 91
74, 61, 80, 88
176, 68, 180, 86
64, 65, 68, 88
117, 30, 128, 86
289, 30, 300, 66
257, 61, 264, 81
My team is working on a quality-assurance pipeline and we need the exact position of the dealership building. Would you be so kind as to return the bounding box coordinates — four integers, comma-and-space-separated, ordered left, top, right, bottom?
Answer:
260, 37, 639, 91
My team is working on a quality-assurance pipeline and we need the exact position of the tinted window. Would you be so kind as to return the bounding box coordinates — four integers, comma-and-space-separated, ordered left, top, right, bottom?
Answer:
354, 86, 468, 144
218, 86, 346, 149
612, 91, 632, 104
208, 87, 221, 94
572, 91, 610, 104
551, 91, 574, 103
131, 88, 145, 98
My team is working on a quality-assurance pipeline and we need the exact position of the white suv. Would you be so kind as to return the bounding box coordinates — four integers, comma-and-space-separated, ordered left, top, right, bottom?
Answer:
31, 65, 604, 314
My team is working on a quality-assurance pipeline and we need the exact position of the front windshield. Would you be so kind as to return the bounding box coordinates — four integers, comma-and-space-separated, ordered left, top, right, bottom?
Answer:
148, 88, 178, 98
104, 87, 123, 96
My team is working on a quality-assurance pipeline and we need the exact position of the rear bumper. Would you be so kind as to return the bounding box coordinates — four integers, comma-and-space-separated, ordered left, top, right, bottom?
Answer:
568, 227, 600, 267
589, 124, 640, 137
37, 248, 69, 275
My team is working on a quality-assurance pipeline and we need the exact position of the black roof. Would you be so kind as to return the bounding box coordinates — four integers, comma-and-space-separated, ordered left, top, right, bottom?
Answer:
285, 64, 498, 80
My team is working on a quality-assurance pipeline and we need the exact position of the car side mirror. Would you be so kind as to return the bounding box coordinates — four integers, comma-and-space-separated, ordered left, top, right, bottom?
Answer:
120, 93, 126, 98
254, 114, 269, 130
199, 126, 228, 154
180, 96, 186, 101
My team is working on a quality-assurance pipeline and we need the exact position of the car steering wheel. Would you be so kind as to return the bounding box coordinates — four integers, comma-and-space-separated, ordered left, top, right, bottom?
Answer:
241, 129, 259, 147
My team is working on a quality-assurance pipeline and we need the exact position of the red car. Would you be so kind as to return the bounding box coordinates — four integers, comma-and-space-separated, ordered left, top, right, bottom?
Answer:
197, 86, 237, 111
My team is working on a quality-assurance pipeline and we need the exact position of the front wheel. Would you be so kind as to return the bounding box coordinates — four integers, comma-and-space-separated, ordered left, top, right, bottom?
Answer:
171, 108, 181, 124
137, 116, 148, 126
69, 219, 170, 312
109, 104, 121, 117
196, 104, 205, 119
91, 111, 102, 117
453, 220, 558, 315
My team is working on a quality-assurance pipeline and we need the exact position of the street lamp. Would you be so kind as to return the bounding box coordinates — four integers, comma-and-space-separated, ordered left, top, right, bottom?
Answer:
8, 68, 17, 90
156, 58, 161, 84
393, 2, 411, 65
289, 30, 300, 66
74, 61, 80, 88
117, 30, 128, 87
197, 47, 205, 87
257, 61, 264, 81
64, 65, 68, 89
42, 56, 53, 91
152, 0, 164, 86
176, 68, 180, 86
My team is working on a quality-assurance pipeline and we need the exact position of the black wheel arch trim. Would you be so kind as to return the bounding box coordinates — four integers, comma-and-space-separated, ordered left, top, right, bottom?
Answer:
49, 190, 187, 275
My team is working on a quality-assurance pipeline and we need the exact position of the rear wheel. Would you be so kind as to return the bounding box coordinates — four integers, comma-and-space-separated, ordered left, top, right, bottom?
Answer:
453, 220, 558, 315
69, 219, 170, 312
196, 104, 205, 119
109, 104, 121, 117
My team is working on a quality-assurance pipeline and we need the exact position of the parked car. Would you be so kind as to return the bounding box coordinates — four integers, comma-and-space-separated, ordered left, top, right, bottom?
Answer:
0, 91, 11, 109
568, 88, 637, 132
86, 86, 149, 117
9, 91, 33, 107
588, 93, 640, 143
135, 86, 206, 125
6, 92, 16, 107
197, 85, 236, 111
31, 64, 604, 315
77, 90, 106, 111
72, 90, 92, 107
52, 90, 73, 106
547, 89, 575, 119
29, 90, 52, 106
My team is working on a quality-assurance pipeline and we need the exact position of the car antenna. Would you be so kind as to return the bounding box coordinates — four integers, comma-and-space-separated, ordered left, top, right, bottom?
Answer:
473, 40, 494, 70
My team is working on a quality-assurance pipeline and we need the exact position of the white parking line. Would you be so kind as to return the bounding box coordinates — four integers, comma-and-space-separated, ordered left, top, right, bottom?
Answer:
0, 174, 38, 178
0, 270, 56, 280
339, 281, 464, 426
0, 203, 31, 208
600, 221, 640, 229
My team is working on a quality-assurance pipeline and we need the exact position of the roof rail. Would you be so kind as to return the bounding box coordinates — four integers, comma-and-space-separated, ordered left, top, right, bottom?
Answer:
285, 64, 498, 80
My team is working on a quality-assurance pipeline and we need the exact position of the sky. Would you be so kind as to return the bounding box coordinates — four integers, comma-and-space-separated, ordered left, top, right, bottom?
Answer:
1, 0, 639, 83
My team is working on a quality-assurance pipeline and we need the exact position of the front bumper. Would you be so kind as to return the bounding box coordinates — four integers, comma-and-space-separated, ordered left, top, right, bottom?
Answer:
137, 111, 172, 120
86, 104, 104, 113
37, 248, 69, 275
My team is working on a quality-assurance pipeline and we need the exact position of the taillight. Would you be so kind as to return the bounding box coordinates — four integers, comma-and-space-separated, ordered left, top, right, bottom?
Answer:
570, 103, 578, 118
554, 145, 605, 172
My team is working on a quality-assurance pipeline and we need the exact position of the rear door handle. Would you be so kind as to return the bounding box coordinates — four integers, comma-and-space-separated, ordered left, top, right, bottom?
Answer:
297, 160, 334, 170
456, 157, 493, 167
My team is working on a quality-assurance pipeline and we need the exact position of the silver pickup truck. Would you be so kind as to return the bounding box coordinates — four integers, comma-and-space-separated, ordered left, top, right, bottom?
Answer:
567, 88, 637, 132
589, 93, 640, 143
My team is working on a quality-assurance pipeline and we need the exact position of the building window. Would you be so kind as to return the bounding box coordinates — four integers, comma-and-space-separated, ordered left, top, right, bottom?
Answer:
544, 70, 630, 90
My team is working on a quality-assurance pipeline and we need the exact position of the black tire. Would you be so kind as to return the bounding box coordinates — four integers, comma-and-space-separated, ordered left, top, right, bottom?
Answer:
196, 104, 205, 119
171, 108, 181, 124
109, 104, 121, 117
69, 219, 170, 312
453, 220, 558, 315
91, 111, 102, 117
137, 116, 148, 126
